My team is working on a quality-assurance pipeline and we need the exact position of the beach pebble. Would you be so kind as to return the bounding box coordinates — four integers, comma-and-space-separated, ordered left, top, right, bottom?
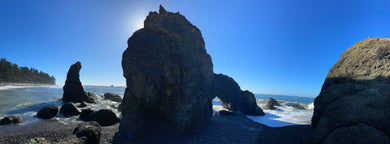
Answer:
26, 137, 48, 144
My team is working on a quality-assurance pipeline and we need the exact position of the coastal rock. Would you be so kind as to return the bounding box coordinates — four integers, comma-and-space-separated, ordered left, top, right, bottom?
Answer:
312, 38, 390, 143
219, 110, 237, 116
214, 74, 265, 115
79, 109, 94, 120
63, 62, 96, 103
103, 93, 122, 102
0, 116, 22, 125
84, 92, 98, 103
73, 121, 102, 144
37, 105, 58, 119
118, 5, 214, 139
263, 98, 280, 110
60, 102, 80, 116
77, 101, 88, 108
88, 109, 119, 126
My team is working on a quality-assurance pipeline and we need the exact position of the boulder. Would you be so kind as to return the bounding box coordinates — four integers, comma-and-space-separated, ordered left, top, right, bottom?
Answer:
117, 5, 214, 140
263, 98, 280, 110
0, 116, 22, 125
103, 93, 122, 102
37, 105, 58, 119
214, 73, 265, 115
79, 109, 94, 120
312, 38, 390, 143
73, 121, 101, 144
63, 61, 96, 103
88, 109, 119, 126
77, 101, 88, 108
60, 102, 80, 116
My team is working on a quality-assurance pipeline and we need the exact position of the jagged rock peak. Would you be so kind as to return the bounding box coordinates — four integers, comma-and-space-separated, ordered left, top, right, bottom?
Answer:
159, 5, 167, 14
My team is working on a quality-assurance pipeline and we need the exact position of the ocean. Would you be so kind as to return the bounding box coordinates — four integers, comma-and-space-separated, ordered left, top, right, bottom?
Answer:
0, 86, 314, 127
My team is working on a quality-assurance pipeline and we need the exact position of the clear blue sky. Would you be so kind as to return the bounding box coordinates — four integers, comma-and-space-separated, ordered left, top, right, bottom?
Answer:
1, 0, 390, 97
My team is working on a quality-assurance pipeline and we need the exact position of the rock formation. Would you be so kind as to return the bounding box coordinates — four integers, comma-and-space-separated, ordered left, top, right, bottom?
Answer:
0, 116, 22, 125
58, 121, 101, 144
87, 109, 120, 126
79, 109, 94, 120
118, 5, 214, 140
63, 62, 96, 103
263, 98, 280, 110
103, 93, 122, 102
37, 105, 58, 119
312, 37, 390, 143
214, 74, 264, 115
60, 102, 81, 117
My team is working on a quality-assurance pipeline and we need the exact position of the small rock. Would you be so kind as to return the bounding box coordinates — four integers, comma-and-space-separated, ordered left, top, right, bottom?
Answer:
263, 98, 280, 110
0, 116, 22, 125
37, 105, 58, 119
60, 102, 80, 116
88, 109, 119, 126
26, 137, 48, 144
73, 121, 101, 144
103, 93, 122, 102
79, 109, 95, 120
219, 110, 237, 116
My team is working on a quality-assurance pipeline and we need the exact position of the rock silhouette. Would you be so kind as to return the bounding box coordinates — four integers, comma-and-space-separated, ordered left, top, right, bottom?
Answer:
312, 37, 390, 144
62, 62, 96, 103
37, 105, 58, 119
263, 98, 280, 110
0, 116, 22, 125
214, 74, 264, 115
118, 5, 214, 140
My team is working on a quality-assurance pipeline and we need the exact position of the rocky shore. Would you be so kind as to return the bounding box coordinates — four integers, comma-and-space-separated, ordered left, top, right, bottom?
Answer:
0, 115, 313, 144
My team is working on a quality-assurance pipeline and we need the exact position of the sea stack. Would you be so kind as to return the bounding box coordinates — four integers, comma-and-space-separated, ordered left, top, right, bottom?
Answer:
117, 5, 214, 140
312, 38, 390, 143
63, 62, 96, 103
213, 74, 264, 115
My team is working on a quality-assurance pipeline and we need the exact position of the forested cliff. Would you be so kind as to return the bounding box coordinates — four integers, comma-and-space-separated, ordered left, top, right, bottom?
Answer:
0, 58, 55, 84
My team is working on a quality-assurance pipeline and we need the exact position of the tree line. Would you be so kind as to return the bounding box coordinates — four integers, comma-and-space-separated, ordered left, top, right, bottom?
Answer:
0, 58, 56, 84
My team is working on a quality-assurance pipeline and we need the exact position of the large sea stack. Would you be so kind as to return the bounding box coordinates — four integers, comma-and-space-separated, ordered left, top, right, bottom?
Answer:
214, 74, 264, 115
118, 5, 214, 140
312, 38, 390, 143
63, 62, 96, 103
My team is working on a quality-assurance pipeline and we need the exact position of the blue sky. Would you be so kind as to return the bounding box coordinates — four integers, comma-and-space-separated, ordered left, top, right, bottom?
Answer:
1, 0, 390, 97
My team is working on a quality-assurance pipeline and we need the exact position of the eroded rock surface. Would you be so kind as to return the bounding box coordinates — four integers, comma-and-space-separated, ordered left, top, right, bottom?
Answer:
63, 62, 96, 103
214, 74, 264, 115
312, 37, 390, 143
118, 5, 214, 140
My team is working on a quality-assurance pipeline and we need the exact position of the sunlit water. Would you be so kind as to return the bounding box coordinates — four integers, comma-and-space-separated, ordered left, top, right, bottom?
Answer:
0, 86, 314, 127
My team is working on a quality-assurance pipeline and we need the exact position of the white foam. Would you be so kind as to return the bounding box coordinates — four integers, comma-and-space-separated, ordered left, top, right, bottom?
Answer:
0, 85, 62, 91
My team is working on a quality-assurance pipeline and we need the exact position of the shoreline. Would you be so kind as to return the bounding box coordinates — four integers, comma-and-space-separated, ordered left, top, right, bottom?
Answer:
0, 82, 56, 87
0, 115, 313, 144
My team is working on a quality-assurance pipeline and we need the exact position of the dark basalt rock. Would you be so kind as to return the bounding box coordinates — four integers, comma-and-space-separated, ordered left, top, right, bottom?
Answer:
60, 102, 80, 117
63, 62, 96, 103
263, 98, 280, 110
87, 109, 119, 126
218, 110, 237, 116
118, 5, 214, 140
79, 109, 95, 120
103, 93, 122, 102
77, 101, 88, 108
312, 38, 390, 144
37, 105, 58, 119
214, 74, 265, 115
0, 116, 22, 125
73, 121, 102, 144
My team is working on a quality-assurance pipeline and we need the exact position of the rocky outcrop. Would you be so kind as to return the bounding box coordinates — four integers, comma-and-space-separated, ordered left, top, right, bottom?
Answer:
263, 98, 280, 110
37, 105, 58, 119
63, 62, 96, 103
103, 93, 122, 102
0, 116, 22, 125
214, 74, 264, 115
87, 109, 119, 126
58, 121, 101, 144
60, 102, 80, 117
312, 38, 390, 143
117, 5, 214, 140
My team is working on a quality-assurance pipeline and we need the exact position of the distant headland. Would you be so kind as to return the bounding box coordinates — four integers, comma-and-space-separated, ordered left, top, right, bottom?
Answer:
0, 58, 56, 85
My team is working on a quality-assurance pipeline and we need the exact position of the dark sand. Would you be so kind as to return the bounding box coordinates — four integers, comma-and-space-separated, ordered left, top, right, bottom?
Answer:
0, 115, 313, 144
